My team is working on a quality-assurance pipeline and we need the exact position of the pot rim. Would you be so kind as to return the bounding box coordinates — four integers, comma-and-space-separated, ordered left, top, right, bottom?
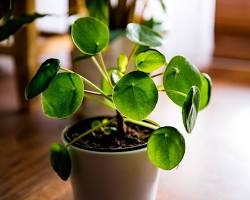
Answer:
61, 117, 152, 155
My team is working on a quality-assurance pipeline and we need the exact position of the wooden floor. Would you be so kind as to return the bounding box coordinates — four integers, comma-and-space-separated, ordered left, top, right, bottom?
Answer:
1, 57, 250, 200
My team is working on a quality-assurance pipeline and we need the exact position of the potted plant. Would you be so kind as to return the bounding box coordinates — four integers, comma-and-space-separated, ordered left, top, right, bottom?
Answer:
74, 0, 167, 118
25, 16, 211, 200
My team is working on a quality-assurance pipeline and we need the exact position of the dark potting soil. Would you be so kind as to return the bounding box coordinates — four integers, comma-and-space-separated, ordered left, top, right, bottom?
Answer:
64, 117, 153, 152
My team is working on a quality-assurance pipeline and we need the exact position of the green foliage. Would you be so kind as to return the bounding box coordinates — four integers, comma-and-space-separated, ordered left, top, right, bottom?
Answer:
91, 120, 102, 129
25, 59, 60, 100
0, 13, 46, 41
135, 49, 166, 73
101, 67, 116, 95
113, 71, 158, 121
111, 70, 123, 85
50, 143, 71, 181
126, 23, 163, 47
25, 16, 212, 174
117, 54, 128, 73
42, 72, 84, 118
135, 45, 150, 55
199, 73, 212, 110
85, 0, 109, 25
71, 17, 109, 55
182, 86, 200, 133
143, 18, 165, 33
163, 56, 201, 106
147, 127, 185, 170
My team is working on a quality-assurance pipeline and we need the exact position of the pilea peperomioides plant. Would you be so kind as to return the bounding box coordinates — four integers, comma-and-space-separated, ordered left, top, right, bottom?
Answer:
25, 17, 211, 180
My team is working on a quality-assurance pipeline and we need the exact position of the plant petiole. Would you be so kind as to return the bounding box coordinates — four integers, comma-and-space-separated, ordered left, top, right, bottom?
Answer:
124, 118, 159, 130
151, 72, 164, 78
98, 53, 113, 87
91, 56, 109, 83
127, 44, 138, 69
85, 93, 115, 110
60, 67, 112, 101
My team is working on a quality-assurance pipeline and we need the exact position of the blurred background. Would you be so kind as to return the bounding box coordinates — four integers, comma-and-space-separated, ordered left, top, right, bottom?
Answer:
0, 0, 250, 200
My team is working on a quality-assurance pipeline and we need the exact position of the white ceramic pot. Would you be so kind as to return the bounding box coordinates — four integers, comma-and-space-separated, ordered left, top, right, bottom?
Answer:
62, 122, 159, 200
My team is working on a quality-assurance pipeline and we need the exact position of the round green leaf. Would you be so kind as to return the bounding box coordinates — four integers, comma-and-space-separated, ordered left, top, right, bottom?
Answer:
117, 54, 128, 73
50, 143, 71, 181
182, 86, 200, 133
25, 58, 60, 99
42, 72, 84, 118
71, 17, 109, 55
135, 45, 150, 55
126, 23, 163, 47
199, 73, 212, 110
136, 49, 166, 73
147, 126, 185, 170
163, 56, 201, 106
113, 71, 158, 121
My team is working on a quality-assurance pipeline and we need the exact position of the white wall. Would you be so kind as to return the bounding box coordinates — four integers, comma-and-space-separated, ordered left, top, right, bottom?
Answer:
36, 0, 69, 33
142, 0, 216, 68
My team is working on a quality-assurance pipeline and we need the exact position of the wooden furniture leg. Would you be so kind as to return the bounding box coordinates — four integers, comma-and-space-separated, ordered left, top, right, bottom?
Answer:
13, 0, 37, 112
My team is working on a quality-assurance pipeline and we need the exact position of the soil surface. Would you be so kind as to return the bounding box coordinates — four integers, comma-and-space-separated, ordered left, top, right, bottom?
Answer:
64, 117, 153, 152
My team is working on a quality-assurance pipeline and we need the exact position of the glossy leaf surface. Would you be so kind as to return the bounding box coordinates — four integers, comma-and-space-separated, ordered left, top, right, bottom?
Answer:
71, 17, 109, 55
136, 49, 166, 73
126, 23, 163, 47
147, 126, 185, 170
163, 56, 201, 106
182, 86, 200, 133
113, 71, 158, 121
42, 72, 84, 118
135, 45, 150, 55
50, 143, 71, 181
25, 58, 60, 99
199, 73, 212, 110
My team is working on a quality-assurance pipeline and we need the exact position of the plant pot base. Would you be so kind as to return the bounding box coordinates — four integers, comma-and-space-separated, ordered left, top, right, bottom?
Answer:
62, 118, 159, 200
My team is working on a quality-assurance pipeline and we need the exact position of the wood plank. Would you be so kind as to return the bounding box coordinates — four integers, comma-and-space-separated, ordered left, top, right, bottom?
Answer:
214, 34, 250, 59
215, 0, 250, 35
215, 0, 250, 59
0, 45, 13, 55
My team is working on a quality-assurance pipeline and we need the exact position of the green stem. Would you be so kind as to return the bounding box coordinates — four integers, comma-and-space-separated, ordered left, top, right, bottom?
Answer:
127, 44, 138, 70
85, 93, 115, 110
151, 72, 164, 78
84, 90, 102, 96
66, 118, 116, 147
124, 118, 159, 130
144, 118, 160, 127
91, 56, 109, 82
98, 53, 113, 87
60, 67, 112, 101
